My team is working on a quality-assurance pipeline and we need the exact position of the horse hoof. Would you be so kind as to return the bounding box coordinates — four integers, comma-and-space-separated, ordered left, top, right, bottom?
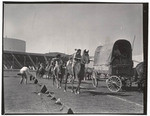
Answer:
77, 91, 80, 94
71, 90, 74, 93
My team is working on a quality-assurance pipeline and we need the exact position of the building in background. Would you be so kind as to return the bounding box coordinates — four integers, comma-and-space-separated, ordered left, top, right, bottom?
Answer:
4, 37, 26, 52
3, 37, 69, 69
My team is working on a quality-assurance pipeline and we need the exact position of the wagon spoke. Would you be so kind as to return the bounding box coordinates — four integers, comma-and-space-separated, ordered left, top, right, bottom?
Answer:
106, 76, 122, 92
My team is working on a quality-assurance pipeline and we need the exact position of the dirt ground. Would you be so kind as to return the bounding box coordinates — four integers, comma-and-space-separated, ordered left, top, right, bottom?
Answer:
3, 75, 144, 114
4, 77, 65, 114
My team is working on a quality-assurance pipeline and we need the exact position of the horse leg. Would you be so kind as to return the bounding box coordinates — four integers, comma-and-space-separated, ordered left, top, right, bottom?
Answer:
54, 68, 60, 88
49, 71, 52, 79
84, 74, 86, 81
64, 73, 69, 92
53, 69, 58, 88
52, 75, 54, 86
46, 72, 49, 79
53, 75, 55, 86
47, 72, 49, 79
56, 76, 59, 88
76, 78, 81, 94
59, 74, 63, 88
56, 71, 61, 89
71, 77, 75, 93
59, 74, 61, 88
58, 73, 62, 89
54, 75, 58, 88
58, 74, 61, 89
48, 71, 51, 79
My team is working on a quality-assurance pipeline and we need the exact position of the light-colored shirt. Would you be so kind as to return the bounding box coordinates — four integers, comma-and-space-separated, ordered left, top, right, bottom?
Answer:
20, 67, 29, 73
67, 60, 72, 66
73, 53, 81, 60
20, 67, 31, 76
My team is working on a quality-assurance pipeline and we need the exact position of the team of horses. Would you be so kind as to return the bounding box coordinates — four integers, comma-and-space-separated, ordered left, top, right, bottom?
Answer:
36, 49, 90, 94
36, 49, 145, 93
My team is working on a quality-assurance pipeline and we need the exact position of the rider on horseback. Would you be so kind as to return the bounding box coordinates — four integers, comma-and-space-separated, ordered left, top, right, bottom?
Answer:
72, 49, 82, 68
53, 54, 63, 74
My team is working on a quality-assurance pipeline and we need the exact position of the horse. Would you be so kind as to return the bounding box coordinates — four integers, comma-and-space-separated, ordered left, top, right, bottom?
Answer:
133, 62, 145, 91
50, 58, 66, 88
64, 49, 90, 94
36, 61, 55, 79
36, 63, 46, 78
45, 61, 54, 79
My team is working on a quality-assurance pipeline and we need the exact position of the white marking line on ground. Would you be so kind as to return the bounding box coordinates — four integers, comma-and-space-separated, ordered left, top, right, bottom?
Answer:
107, 95, 143, 108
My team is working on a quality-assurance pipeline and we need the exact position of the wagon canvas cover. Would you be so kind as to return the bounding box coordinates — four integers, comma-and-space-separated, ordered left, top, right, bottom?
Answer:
93, 39, 133, 75
93, 43, 113, 73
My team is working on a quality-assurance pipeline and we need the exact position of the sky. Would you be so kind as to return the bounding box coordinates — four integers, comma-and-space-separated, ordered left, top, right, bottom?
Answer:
3, 3, 143, 56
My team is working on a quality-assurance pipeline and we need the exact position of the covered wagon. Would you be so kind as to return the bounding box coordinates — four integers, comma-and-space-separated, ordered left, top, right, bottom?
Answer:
93, 39, 134, 92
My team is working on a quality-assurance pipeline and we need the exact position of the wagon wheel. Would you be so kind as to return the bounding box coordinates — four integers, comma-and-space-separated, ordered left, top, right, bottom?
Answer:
92, 71, 98, 87
106, 75, 122, 92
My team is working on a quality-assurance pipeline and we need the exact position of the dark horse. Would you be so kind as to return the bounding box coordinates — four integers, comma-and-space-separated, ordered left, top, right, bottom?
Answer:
133, 62, 145, 91
64, 49, 90, 94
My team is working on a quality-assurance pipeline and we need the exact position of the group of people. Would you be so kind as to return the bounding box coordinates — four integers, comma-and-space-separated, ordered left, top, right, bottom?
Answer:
18, 49, 83, 84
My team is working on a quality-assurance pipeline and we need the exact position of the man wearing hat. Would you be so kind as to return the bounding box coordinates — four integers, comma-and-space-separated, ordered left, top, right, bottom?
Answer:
72, 49, 82, 68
